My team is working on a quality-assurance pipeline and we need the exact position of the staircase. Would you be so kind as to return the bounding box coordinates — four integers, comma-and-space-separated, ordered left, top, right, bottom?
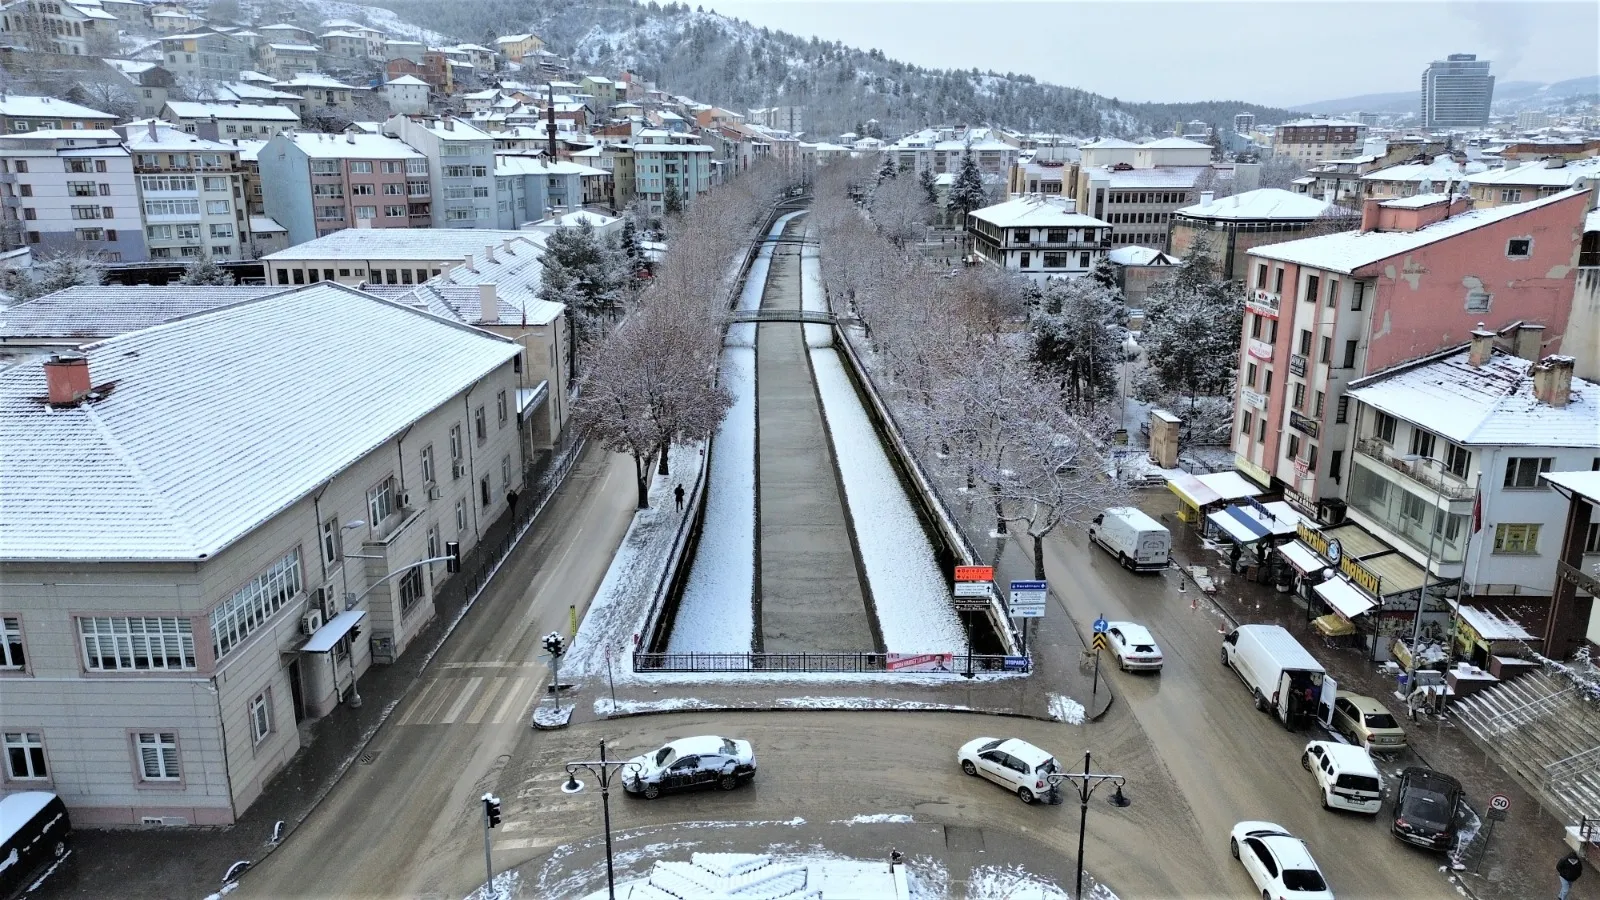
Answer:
1455, 670, 1600, 822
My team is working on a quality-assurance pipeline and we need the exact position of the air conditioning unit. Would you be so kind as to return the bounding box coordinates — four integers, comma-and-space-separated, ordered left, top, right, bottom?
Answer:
300, 610, 324, 635
317, 586, 339, 619
398, 490, 413, 510
426, 484, 443, 501
452, 461, 466, 478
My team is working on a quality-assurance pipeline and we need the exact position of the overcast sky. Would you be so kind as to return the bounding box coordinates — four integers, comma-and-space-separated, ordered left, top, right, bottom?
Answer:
706, 0, 1599, 107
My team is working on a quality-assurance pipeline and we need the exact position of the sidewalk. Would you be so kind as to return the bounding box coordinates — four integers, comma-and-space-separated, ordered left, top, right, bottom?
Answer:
1164, 510, 1576, 900
38, 442, 586, 900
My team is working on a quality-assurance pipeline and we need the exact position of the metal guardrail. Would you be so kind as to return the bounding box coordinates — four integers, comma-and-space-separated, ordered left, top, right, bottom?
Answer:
725, 309, 837, 324
1546, 743, 1600, 788
632, 651, 1028, 674
1353, 438, 1476, 500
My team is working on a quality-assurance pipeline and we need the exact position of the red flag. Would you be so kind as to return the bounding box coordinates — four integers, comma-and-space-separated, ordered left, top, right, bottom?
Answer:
1472, 490, 1482, 533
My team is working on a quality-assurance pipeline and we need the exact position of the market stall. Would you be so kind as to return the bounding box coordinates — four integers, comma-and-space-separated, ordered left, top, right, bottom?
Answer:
1450, 600, 1540, 667
1169, 471, 1263, 527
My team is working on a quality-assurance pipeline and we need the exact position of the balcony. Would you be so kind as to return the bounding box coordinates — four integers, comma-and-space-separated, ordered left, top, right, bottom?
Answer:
1246, 289, 1280, 318
1353, 437, 1475, 500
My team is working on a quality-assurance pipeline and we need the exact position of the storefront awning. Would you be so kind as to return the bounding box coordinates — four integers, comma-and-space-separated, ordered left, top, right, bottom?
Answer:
301, 610, 367, 653
1450, 600, 1538, 642
1207, 501, 1304, 545
1169, 471, 1265, 509
517, 381, 549, 420
1315, 577, 1377, 621
1278, 540, 1330, 576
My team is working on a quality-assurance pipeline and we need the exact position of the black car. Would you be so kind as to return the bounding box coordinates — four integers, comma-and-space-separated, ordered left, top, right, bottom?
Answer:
1392, 766, 1463, 851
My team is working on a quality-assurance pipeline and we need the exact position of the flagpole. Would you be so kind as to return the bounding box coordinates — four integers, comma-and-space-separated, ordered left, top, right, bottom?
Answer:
1450, 472, 1484, 662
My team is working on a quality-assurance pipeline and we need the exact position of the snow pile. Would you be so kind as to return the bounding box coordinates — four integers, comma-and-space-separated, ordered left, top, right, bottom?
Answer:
778, 696, 975, 711
594, 696, 718, 717
1048, 693, 1086, 725
809, 351, 963, 653
460, 870, 519, 900
844, 813, 913, 825
968, 864, 1116, 899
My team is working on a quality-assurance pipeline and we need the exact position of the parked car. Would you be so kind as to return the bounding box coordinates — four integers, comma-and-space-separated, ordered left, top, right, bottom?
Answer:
1088, 507, 1171, 571
1302, 741, 1383, 815
1329, 693, 1407, 752
957, 737, 1061, 804
0, 792, 71, 900
622, 736, 757, 800
1391, 767, 1463, 851
1221, 624, 1326, 730
1229, 821, 1335, 900
1105, 622, 1164, 672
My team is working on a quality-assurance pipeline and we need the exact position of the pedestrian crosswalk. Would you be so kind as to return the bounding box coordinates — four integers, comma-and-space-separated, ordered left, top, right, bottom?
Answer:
394, 673, 543, 726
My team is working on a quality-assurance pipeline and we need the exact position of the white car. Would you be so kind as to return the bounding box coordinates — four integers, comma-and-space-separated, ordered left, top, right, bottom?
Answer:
957, 737, 1061, 804
621, 736, 757, 800
1229, 821, 1335, 899
1105, 621, 1163, 672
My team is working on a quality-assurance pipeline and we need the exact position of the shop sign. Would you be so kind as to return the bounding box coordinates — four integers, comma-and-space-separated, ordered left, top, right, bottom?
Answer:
1297, 523, 1329, 558
1340, 555, 1382, 596
1247, 289, 1280, 318
1247, 339, 1275, 361
1289, 354, 1307, 377
1241, 389, 1266, 410
1289, 411, 1320, 438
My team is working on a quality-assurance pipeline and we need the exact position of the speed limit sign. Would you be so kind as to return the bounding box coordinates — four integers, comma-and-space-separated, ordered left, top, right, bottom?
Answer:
1489, 794, 1511, 812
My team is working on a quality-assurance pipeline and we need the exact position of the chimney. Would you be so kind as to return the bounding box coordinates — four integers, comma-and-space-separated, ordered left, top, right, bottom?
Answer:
1468, 323, 1495, 367
1360, 197, 1382, 233
43, 354, 91, 406
346, 132, 356, 143
1545, 157, 1567, 169
1513, 322, 1546, 360
501, 238, 516, 255
1533, 355, 1575, 408
478, 283, 498, 324
1200, 191, 1214, 208
147, 119, 158, 141
484, 244, 496, 263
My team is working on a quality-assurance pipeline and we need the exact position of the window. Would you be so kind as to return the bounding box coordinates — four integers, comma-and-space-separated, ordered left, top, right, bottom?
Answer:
209, 551, 302, 658
1298, 329, 1312, 356
1, 617, 23, 670
1314, 391, 1325, 417
79, 617, 196, 671
249, 691, 271, 744
351, 183, 374, 196
1287, 434, 1301, 460
421, 445, 436, 484
1374, 411, 1396, 444
1319, 335, 1332, 364
1325, 279, 1337, 308
1245, 362, 1257, 388
321, 517, 341, 565
74, 228, 105, 241
1257, 417, 1267, 442
135, 732, 180, 781
1241, 411, 1253, 436
1506, 238, 1531, 258
312, 184, 345, 198
144, 199, 200, 216
455, 498, 467, 532
1329, 449, 1343, 484
68, 180, 96, 196
203, 176, 227, 191
474, 406, 487, 443
1409, 429, 1435, 461
501, 455, 511, 489
381, 161, 402, 174
496, 390, 508, 425
1018, 251, 1032, 269
473, 185, 490, 198
426, 525, 441, 581
1250, 315, 1263, 339
139, 175, 196, 192
205, 200, 230, 215
1584, 521, 1600, 554
368, 476, 397, 524
311, 160, 339, 175
1292, 382, 1306, 410
71, 205, 101, 219
209, 223, 232, 238
1500, 189, 1522, 203
355, 206, 377, 219
4, 732, 47, 780
1262, 370, 1273, 396
1307, 443, 1319, 469
1445, 443, 1471, 479
449, 424, 463, 467
1342, 340, 1358, 369
1304, 274, 1319, 305
1504, 457, 1552, 489
406, 159, 427, 176
479, 476, 491, 508
349, 161, 373, 174
1493, 523, 1540, 554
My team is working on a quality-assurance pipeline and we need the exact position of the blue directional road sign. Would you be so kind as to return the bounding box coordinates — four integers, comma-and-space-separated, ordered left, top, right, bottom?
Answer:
1093, 616, 1110, 634
1008, 580, 1047, 618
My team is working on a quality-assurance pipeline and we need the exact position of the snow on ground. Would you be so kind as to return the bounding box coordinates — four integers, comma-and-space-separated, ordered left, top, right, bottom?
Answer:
843, 813, 913, 825
568, 444, 704, 676
809, 351, 964, 653
594, 695, 719, 716
799, 226, 832, 348
778, 696, 974, 711
1048, 693, 1086, 725
458, 870, 519, 900
668, 345, 756, 653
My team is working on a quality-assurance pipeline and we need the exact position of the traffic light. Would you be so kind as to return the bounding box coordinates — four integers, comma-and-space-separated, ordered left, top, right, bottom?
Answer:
445, 541, 461, 574
482, 793, 502, 828
542, 632, 566, 658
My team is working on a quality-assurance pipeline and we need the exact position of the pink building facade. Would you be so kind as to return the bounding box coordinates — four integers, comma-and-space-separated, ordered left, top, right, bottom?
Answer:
257, 132, 430, 246
1232, 189, 1593, 509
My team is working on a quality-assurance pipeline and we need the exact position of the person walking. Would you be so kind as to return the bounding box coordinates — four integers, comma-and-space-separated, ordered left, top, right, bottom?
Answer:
1558, 851, 1583, 900
673, 483, 685, 512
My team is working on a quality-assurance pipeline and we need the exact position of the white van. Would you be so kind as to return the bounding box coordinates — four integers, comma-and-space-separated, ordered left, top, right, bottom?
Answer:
1221, 624, 1327, 729
1088, 508, 1171, 571
1302, 741, 1383, 814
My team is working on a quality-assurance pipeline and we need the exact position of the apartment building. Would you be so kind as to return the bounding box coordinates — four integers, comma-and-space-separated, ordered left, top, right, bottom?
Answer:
494, 33, 544, 63
104, 59, 177, 118
1169, 189, 1354, 282
966, 195, 1112, 283
161, 101, 300, 139
1273, 118, 1370, 165
633, 130, 712, 216
0, 0, 114, 55
125, 122, 246, 261
1232, 190, 1592, 513
160, 30, 250, 81
1421, 54, 1494, 128
1072, 137, 1211, 250
320, 29, 366, 60
886, 127, 1020, 177
272, 73, 365, 114
260, 42, 319, 80
571, 143, 635, 210
380, 75, 429, 116
0, 95, 113, 134
1465, 157, 1600, 208
256, 23, 315, 44
0, 130, 145, 259
579, 75, 617, 107
0, 283, 525, 827
1359, 157, 1482, 200
258, 132, 428, 245
260, 227, 544, 288
382, 116, 494, 228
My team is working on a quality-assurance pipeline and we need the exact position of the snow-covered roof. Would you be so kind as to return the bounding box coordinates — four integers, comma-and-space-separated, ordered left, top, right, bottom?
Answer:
408, 117, 492, 141
275, 72, 358, 89
0, 284, 522, 561
1348, 346, 1598, 448
1080, 137, 1138, 149
1248, 190, 1581, 274
163, 101, 301, 122
493, 155, 606, 177
264, 228, 542, 261
385, 75, 429, 87
0, 286, 283, 342
1142, 137, 1211, 149
1544, 470, 1600, 502
281, 132, 422, 159
1360, 158, 1482, 183
1176, 188, 1344, 221
0, 95, 111, 119
249, 215, 285, 234
1281, 118, 1365, 129
1378, 192, 1454, 209
970, 196, 1106, 229
1587, 208, 1600, 235
1450, 601, 1536, 641
1, 128, 123, 142
1107, 246, 1179, 266
124, 122, 238, 152
196, 81, 301, 103
537, 210, 617, 228
1097, 166, 1205, 188
1465, 156, 1600, 187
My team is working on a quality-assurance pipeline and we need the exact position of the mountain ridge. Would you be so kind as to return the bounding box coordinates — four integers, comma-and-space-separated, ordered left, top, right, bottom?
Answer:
1292, 75, 1599, 116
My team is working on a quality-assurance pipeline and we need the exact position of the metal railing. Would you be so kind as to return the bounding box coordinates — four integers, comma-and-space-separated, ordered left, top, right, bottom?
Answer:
724, 308, 836, 324
632, 651, 1028, 674
1353, 438, 1475, 500
1546, 744, 1600, 789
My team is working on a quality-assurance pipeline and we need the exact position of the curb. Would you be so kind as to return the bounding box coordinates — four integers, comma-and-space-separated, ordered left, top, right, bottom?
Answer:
584, 702, 1066, 725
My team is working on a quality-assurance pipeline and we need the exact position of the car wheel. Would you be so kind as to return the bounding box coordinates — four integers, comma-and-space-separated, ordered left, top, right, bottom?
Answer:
52, 840, 67, 859
1263, 892, 1271, 900
1220, 648, 1230, 668
1017, 787, 1035, 804
718, 775, 737, 791
1301, 752, 1312, 771
1229, 837, 1239, 859
1254, 691, 1268, 712
1322, 792, 1331, 810
961, 760, 977, 776
1118, 552, 1128, 569
643, 783, 660, 800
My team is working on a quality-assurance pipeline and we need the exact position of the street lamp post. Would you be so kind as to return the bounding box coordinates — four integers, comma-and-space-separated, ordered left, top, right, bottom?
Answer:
1400, 454, 1447, 713
562, 740, 641, 900
337, 519, 369, 709
1046, 751, 1129, 900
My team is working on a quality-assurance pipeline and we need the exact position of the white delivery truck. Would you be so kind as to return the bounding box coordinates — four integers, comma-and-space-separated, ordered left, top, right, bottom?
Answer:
1088, 507, 1171, 572
1221, 624, 1327, 730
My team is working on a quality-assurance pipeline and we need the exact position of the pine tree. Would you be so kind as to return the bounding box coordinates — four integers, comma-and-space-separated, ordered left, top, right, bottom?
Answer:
177, 255, 236, 285
538, 222, 629, 369
663, 181, 684, 216
10, 253, 104, 300
946, 152, 988, 220
1137, 235, 1244, 410
1029, 275, 1126, 405
918, 167, 938, 205
876, 154, 897, 183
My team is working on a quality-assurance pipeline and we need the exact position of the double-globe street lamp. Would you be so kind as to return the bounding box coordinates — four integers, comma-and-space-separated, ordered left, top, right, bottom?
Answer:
1045, 751, 1130, 900
562, 740, 641, 900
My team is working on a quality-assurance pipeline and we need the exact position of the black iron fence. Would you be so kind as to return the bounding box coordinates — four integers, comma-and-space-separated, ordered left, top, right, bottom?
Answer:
632, 651, 1029, 674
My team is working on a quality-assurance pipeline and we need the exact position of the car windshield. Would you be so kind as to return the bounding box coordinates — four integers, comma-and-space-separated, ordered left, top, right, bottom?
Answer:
654, 746, 676, 767
1400, 788, 1453, 827
720, 738, 738, 755
1282, 868, 1328, 892
979, 739, 1004, 752
1365, 712, 1399, 729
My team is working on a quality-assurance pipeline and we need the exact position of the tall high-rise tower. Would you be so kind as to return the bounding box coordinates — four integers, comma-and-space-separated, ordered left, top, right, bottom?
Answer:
1420, 53, 1494, 128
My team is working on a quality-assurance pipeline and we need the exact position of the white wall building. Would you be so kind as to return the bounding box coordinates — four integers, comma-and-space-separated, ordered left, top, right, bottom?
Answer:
966, 195, 1112, 283
0, 283, 526, 826
125, 122, 246, 261
0, 130, 146, 260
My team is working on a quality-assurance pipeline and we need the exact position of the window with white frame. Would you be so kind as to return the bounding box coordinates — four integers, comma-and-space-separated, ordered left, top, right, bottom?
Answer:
420, 444, 435, 484
1493, 523, 1540, 554
501, 455, 511, 489
135, 732, 180, 780
496, 390, 507, 425
1504, 457, 1552, 489
208, 550, 302, 658
80, 616, 196, 671
3, 731, 47, 780
367, 476, 397, 524
398, 567, 424, 614
1, 616, 23, 670
455, 498, 467, 532
321, 517, 340, 566
474, 407, 487, 443
249, 690, 271, 744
